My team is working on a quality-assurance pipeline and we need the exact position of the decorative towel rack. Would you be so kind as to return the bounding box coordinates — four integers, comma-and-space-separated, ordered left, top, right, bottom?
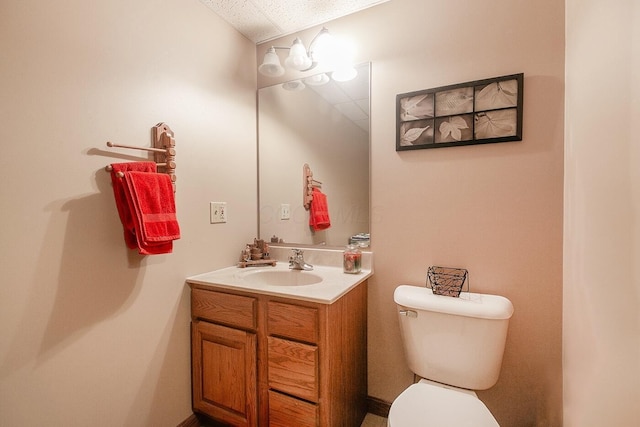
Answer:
104, 122, 177, 191
303, 163, 322, 210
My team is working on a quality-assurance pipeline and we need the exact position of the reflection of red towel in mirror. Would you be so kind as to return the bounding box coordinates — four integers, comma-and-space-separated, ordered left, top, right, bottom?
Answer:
309, 187, 331, 231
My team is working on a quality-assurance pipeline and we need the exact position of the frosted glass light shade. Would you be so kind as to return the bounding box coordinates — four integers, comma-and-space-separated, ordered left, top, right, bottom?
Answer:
309, 28, 334, 64
304, 73, 330, 86
332, 66, 357, 82
258, 47, 285, 77
282, 80, 306, 91
284, 38, 312, 71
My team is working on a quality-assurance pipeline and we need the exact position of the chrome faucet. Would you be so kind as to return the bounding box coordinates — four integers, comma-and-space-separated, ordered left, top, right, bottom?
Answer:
289, 249, 313, 271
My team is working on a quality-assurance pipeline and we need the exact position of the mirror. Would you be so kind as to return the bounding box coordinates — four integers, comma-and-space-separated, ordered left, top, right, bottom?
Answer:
258, 63, 370, 247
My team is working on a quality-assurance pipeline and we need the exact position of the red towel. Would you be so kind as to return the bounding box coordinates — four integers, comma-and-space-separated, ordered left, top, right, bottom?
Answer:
309, 187, 331, 231
109, 162, 157, 249
123, 171, 180, 255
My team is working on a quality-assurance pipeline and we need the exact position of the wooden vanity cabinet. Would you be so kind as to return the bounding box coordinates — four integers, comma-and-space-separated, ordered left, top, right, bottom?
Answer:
190, 281, 367, 427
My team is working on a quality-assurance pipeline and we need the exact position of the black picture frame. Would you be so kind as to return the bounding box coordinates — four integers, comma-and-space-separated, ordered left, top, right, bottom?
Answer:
396, 73, 523, 151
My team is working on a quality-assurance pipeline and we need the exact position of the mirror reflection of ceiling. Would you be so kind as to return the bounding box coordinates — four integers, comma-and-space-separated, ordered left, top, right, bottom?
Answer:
298, 64, 370, 133
199, 0, 389, 43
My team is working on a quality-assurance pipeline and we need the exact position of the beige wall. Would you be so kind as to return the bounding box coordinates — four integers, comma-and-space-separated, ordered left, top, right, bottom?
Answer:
0, 0, 256, 425
564, 0, 640, 425
260, 1, 565, 425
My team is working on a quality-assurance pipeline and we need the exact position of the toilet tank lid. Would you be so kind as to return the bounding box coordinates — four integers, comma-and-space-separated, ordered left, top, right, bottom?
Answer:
394, 285, 514, 320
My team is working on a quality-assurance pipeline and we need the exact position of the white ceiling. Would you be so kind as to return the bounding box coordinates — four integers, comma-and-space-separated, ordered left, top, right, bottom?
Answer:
199, 0, 389, 43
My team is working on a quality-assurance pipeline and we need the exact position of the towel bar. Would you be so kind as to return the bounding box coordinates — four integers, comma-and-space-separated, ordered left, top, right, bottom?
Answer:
104, 122, 177, 191
303, 163, 322, 210
106, 141, 174, 155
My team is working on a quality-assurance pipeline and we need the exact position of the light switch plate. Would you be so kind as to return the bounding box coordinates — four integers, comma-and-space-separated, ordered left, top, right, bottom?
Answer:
280, 204, 290, 220
210, 202, 227, 223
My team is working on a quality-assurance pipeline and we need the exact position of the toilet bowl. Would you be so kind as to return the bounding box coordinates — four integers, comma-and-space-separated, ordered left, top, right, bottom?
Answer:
387, 379, 498, 427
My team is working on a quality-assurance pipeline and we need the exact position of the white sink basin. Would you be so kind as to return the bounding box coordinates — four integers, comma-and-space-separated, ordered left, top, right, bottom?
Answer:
239, 269, 323, 286
187, 248, 373, 303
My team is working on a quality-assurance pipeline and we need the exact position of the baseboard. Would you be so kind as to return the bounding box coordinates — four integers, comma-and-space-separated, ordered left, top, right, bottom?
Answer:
176, 413, 199, 427
367, 395, 392, 418
178, 413, 234, 427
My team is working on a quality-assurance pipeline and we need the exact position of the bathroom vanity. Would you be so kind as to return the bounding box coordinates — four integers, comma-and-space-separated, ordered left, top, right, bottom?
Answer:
187, 249, 372, 427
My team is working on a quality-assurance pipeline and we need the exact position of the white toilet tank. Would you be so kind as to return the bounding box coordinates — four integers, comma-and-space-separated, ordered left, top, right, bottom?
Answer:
394, 285, 514, 390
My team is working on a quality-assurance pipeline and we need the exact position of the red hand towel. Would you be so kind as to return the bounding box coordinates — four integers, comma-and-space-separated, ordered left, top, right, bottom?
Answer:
109, 162, 157, 249
123, 171, 180, 255
309, 187, 331, 231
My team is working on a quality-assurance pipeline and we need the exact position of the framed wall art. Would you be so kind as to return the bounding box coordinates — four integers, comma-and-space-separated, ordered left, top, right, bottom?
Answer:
396, 73, 523, 151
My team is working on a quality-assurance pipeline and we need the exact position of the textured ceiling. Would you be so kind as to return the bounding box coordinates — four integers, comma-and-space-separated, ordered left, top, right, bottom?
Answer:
199, 0, 389, 43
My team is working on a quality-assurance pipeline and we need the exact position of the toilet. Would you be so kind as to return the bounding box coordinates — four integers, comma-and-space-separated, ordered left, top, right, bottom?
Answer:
389, 285, 514, 426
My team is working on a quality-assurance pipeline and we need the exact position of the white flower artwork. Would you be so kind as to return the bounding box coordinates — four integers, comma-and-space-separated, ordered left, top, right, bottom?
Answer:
396, 74, 523, 151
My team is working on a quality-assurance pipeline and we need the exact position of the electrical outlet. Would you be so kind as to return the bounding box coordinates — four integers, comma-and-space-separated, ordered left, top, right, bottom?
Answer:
280, 204, 290, 220
210, 202, 227, 223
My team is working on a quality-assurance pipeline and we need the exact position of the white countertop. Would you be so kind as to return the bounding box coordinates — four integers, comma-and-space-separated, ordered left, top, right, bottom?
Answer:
186, 246, 373, 304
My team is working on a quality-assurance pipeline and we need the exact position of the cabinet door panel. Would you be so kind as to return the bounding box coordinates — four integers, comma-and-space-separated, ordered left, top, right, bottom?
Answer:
192, 320, 257, 426
267, 336, 318, 402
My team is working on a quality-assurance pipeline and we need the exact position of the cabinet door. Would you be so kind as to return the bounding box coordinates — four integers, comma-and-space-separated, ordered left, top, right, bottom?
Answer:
192, 320, 257, 427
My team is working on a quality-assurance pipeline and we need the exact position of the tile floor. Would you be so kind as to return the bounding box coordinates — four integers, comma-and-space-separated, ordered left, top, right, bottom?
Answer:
361, 413, 388, 427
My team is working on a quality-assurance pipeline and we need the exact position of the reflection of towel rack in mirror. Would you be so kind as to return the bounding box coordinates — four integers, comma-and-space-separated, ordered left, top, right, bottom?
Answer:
104, 122, 176, 191
303, 163, 322, 210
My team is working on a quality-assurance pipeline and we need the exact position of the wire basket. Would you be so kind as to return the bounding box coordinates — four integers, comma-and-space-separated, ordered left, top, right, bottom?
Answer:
427, 266, 468, 297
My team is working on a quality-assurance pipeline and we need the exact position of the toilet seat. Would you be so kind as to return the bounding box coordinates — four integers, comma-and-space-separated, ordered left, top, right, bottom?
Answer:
388, 380, 499, 427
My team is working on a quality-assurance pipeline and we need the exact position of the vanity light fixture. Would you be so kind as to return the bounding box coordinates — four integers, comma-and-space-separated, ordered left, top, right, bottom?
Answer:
258, 27, 357, 83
